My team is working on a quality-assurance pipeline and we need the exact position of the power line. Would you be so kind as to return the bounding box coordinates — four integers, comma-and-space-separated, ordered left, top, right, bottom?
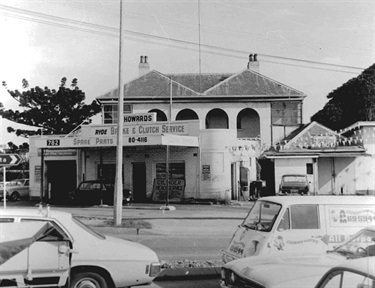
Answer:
53, 0, 375, 57
0, 4, 368, 74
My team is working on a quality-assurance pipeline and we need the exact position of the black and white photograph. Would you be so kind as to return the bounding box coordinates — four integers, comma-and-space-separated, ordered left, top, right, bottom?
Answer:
1, 0, 374, 287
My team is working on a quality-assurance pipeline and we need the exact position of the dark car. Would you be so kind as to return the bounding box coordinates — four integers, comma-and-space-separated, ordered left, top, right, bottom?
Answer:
278, 174, 309, 195
69, 180, 132, 206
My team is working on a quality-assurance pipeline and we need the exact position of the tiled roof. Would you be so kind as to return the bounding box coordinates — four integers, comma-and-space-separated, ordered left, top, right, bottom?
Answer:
98, 69, 305, 100
206, 70, 304, 96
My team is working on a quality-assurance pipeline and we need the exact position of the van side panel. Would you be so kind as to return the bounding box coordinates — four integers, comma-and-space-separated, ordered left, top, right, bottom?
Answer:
269, 204, 327, 255
323, 205, 375, 249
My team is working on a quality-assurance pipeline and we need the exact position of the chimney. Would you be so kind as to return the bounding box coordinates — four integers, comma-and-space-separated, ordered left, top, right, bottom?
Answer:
139, 55, 150, 76
247, 53, 260, 73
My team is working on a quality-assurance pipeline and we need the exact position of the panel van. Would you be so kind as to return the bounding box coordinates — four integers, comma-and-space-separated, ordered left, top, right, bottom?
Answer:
221, 196, 375, 263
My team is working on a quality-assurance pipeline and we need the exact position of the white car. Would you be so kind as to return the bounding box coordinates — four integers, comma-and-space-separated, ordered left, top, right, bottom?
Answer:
221, 226, 375, 288
0, 178, 29, 201
0, 208, 161, 288
314, 257, 374, 288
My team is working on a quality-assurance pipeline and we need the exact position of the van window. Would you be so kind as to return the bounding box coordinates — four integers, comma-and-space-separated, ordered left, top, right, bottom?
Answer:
290, 205, 319, 229
278, 209, 290, 231
242, 201, 282, 232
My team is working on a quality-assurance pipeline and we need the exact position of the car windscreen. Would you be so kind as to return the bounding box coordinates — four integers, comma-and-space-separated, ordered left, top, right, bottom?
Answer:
283, 176, 307, 183
72, 216, 106, 239
242, 201, 282, 232
332, 229, 375, 258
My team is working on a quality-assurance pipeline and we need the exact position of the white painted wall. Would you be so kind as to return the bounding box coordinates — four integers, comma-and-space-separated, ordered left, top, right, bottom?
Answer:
132, 101, 272, 146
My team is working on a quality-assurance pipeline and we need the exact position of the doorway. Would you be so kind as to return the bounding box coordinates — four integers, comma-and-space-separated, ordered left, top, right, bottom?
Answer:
46, 161, 76, 204
132, 162, 147, 202
231, 163, 237, 200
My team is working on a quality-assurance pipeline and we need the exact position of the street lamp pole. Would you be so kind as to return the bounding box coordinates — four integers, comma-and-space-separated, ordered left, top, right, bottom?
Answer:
160, 78, 175, 211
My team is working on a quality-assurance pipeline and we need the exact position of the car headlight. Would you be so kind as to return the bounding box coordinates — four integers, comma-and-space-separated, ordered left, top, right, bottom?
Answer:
229, 271, 236, 284
222, 268, 237, 285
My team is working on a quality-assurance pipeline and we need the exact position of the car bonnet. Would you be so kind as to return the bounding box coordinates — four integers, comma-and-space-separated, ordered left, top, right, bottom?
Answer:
224, 254, 343, 284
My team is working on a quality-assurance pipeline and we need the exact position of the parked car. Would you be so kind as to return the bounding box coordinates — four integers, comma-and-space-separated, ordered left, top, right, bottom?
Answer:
314, 257, 374, 288
69, 180, 132, 206
0, 178, 29, 201
221, 226, 375, 288
278, 174, 309, 195
0, 208, 161, 288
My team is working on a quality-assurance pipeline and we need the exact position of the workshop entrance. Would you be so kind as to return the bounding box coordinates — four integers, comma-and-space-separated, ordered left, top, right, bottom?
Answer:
46, 160, 76, 204
132, 162, 147, 202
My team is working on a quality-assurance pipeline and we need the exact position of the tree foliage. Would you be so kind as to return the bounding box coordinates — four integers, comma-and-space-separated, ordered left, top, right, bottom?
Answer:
0, 78, 102, 137
6, 142, 29, 154
311, 64, 375, 130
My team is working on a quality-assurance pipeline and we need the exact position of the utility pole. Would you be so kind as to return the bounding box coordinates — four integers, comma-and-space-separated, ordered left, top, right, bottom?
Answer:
160, 78, 175, 211
114, 0, 124, 225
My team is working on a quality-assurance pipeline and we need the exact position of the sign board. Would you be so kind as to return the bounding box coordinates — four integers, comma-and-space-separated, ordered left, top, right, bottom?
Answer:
152, 178, 185, 203
123, 112, 156, 124
311, 135, 337, 148
329, 208, 375, 227
202, 165, 211, 181
34, 135, 199, 148
89, 123, 190, 137
35, 166, 41, 182
0, 154, 22, 166
37, 149, 77, 157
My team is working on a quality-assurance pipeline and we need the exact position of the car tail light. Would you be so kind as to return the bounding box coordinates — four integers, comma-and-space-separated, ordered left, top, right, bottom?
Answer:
149, 262, 161, 277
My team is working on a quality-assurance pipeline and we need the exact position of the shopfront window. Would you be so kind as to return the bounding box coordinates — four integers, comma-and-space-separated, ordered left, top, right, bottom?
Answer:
156, 163, 185, 179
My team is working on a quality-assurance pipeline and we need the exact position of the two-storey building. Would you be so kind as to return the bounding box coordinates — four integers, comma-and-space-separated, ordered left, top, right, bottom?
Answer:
28, 55, 305, 203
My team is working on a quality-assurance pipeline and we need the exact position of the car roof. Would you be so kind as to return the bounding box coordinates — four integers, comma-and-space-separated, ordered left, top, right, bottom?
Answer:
282, 174, 307, 177
0, 208, 73, 221
259, 196, 375, 205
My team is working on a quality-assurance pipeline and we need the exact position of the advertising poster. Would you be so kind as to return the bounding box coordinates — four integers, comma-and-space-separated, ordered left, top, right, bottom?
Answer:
152, 179, 185, 203
329, 208, 375, 227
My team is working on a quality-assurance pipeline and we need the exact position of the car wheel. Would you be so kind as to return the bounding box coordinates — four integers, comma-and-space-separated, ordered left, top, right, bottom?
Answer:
10, 192, 21, 201
70, 272, 108, 288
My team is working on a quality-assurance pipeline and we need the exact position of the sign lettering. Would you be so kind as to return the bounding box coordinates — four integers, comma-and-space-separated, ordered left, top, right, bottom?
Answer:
47, 139, 60, 146
124, 113, 156, 123
329, 208, 375, 227
92, 123, 189, 137
152, 179, 185, 203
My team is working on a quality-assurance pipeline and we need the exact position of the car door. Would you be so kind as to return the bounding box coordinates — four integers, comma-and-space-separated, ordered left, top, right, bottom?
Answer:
19, 180, 29, 198
0, 219, 72, 288
270, 204, 327, 254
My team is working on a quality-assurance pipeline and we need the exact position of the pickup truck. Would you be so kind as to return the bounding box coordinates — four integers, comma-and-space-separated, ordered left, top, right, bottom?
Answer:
0, 207, 161, 288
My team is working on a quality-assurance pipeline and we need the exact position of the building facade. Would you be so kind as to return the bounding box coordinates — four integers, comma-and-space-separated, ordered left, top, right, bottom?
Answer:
266, 121, 371, 195
28, 55, 306, 203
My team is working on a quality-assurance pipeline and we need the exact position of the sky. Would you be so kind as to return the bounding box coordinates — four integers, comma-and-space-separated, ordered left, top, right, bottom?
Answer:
0, 0, 374, 146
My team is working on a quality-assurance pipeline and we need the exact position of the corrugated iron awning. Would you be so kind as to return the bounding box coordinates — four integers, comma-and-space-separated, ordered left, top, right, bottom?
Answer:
318, 152, 370, 158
